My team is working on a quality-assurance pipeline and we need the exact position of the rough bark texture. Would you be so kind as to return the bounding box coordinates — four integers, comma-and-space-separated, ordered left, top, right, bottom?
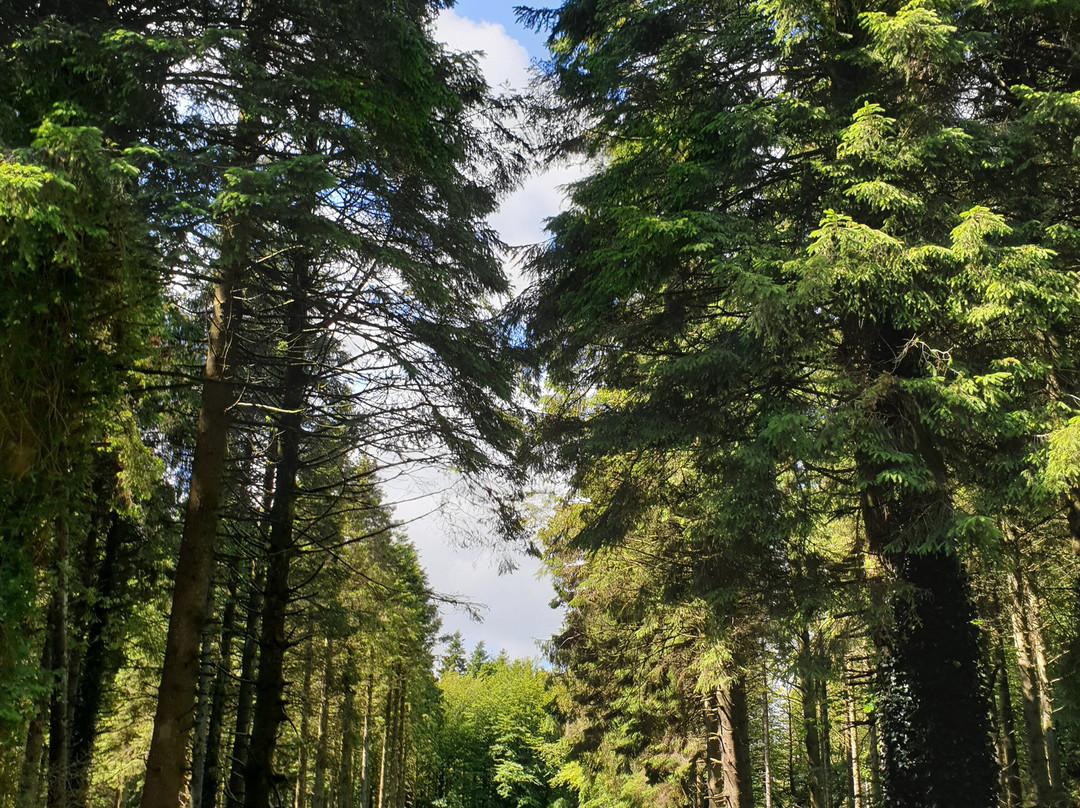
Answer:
243, 258, 309, 808
46, 520, 70, 808
716, 676, 754, 808
1008, 562, 1064, 806
311, 639, 333, 808
993, 637, 1023, 808
141, 213, 250, 808
872, 550, 997, 808
202, 584, 238, 808
226, 556, 267, 808
69, 516, 133, 808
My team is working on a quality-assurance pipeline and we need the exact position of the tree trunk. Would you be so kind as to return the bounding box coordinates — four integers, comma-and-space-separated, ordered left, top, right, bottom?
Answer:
141, 170, 254, 808
202, 578, 239, 808
69, 516, 134, 808
377, 681, 396, 808
47, 519, 70, 808
226, 558, 266, 808
844, 688, 861, 808
337, 660, 357, 808
190, 628, 216, 808
359, 669, 375, 808
993, 636, 1023, 808
819, 680, 831, 808
717, 675, 754, 808
800, 631, 827, 808
1007, 559, 1064, 805
243, 254, 311, 808
762, 673, 772, 808
17, 632, 51, 808
295, 629, 316, 808
870, 549, 997, 808
311, 639, 333, 808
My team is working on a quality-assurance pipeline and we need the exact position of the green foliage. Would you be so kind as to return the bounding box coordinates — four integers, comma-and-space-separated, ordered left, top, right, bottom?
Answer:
433, 657, 572, 808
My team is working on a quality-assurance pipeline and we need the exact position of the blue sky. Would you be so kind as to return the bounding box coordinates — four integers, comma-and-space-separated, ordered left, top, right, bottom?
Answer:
448, 0, 549, 57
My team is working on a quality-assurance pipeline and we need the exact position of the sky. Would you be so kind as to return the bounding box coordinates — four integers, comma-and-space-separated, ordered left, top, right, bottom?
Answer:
381, 1, 580, 665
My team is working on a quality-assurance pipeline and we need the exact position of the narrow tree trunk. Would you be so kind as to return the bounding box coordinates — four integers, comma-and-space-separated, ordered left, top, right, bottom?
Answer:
392, 678, 408, 808
337, 660, 357, 808
993, 636, 1023, 808
800, 631, 826, 808
243, 254, 311, 808
845, 688, 861, 808
202, 578, 239, 808
1008, 563, 1059, 805
47, 519, 70, 808
762, 673, 772, 808
377, 682, 396, 808
311, 639, 333, 808
865, 711, 881, 808
359, 669, 375, 808
190, 620, 218, 808
820, 680, 831, 808
69, 516, 134, 808
226, 558, 266, 808
295, 629, 316, 808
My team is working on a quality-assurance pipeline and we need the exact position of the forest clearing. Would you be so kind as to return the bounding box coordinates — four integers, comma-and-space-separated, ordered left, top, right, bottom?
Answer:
2, 0, 1080, 807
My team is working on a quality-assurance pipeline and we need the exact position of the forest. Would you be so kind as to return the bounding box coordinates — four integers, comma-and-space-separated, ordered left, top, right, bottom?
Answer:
1, 0, 1079, 807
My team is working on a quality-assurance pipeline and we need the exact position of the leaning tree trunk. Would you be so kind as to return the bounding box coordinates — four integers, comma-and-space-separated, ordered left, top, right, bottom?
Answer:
141, 154, 255, 808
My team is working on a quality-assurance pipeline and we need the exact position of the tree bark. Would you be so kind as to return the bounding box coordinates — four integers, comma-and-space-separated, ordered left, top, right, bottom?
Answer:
226, 558, 266, 808
800, 631, 827, 808
294, 629, 316, 808
141, 177, 253, 808
1007, 559, 1064, 806
992, 635, 1023, 808
190, 620, 217, 808
716, 675, 754, 808
359, 669, 375, 808
47, 519, 70, 808
243, 254, 310, 808
69, 516, 134, 808
311, 638, 333, 808
336, 659, 357, 808
202, 577, 239, 808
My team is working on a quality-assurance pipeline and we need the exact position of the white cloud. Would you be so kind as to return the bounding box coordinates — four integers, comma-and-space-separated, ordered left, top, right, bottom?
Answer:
376, 9, 592, 665
435, 10, 532, 92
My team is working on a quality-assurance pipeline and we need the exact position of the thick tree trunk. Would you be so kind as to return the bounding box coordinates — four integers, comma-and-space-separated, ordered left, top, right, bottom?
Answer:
141, 202, 252, 808
870, 549, 996, 808
716, 675, 754, 808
